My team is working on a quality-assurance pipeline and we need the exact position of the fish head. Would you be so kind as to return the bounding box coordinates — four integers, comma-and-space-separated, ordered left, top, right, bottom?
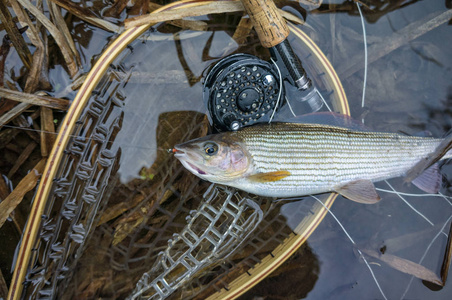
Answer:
173, 133, 250, 183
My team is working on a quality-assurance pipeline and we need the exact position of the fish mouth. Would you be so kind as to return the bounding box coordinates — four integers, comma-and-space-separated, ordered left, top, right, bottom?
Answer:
173, 146, 208, 176
173, 146, 185, 158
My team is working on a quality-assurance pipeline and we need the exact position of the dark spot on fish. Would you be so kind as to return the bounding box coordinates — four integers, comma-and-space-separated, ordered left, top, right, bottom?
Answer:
380, 245, 386, 254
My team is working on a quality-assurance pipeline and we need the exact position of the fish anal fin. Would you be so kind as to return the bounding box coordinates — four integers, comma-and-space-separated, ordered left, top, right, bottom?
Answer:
411, 163, 442, 194
335, 179, 381, 204
247, 171, 291, 183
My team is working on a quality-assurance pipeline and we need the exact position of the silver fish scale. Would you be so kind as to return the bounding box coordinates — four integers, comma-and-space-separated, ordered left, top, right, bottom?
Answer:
233, 123, 443, 196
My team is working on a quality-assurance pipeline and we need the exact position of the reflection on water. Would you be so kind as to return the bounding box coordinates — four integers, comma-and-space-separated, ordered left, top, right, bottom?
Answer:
5, 0, 452, 299
297, 2, 452, 300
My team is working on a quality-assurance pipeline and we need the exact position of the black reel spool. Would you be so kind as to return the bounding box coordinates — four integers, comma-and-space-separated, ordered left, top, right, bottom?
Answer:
203, 54, 284, 132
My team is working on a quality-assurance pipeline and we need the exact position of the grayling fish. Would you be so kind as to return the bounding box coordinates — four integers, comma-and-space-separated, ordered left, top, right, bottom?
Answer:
173, 121, 451, 204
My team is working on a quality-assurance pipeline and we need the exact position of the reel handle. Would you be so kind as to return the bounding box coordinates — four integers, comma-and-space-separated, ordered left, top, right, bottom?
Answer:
240, 0, 290, 48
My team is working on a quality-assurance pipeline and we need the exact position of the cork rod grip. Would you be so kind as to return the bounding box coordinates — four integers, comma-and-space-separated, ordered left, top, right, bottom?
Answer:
241, 0, 290, 48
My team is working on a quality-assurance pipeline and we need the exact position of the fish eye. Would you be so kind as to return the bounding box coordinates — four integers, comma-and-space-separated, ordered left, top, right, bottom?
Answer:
204, 142, 218, 156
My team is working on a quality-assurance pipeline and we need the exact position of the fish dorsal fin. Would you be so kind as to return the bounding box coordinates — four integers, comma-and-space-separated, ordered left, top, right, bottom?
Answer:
411, 163, 442, 194
335, 179, 381, 204
284, 112, 371, 132
247, 171, 291, 183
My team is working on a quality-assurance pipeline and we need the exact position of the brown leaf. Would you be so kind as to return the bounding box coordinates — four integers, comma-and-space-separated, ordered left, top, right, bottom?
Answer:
0, 159, 46, 228
362, 248, 443, 286
440, 221, 452, 284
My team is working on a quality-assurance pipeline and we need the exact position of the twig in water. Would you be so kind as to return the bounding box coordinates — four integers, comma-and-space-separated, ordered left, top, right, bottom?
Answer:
311, 195, 388, 300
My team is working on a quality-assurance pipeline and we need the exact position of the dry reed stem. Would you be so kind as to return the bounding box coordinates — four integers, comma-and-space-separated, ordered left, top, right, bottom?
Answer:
0, 173, 9, 200
48, 1, 81, 66
232, 16, 253, 44
339, 9, 452, 79
16, 0, 79, 77
0, 1, 32, 69
0, 103, 31, 127
148, 2, 208, 31
0, 268, 8, 299
127, 0, 302, 32
7, 142, 37, 178
49, 0, 122, 33
39, 107, 56, 157
9, 0, 42, 47
0, 159, 46, 228
125, 0, 244, 28
0, 88, 69, 110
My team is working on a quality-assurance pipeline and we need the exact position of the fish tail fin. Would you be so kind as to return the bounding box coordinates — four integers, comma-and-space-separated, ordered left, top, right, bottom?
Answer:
405, 134, 452, 185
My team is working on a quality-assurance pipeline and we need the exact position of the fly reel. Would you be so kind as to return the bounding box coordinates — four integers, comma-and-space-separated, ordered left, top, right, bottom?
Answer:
203, 54, 284, 131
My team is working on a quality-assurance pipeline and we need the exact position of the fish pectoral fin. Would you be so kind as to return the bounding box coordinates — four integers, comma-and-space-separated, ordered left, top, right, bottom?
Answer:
247, 171, 291, 183
335, 179, 381, 204
411, 163, 442, 194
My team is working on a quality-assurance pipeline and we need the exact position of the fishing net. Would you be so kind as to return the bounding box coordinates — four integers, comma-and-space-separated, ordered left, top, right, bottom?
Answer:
8, 1, 452, 300
17, 11, 346, 299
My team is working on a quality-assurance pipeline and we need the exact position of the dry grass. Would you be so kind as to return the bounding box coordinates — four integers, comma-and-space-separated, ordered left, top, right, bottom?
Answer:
0, 0, 450, 298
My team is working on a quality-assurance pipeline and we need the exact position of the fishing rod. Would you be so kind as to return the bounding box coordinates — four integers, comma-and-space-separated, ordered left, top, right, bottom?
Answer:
204, 0, 323, 131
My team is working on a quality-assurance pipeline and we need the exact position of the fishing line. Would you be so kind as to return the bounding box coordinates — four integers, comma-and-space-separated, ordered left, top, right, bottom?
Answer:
400, 214, 452, 299
384, 180, 435, 226
376, 188, 452, 200
318, 89, 332, 112
356, 2, 368, 124
439, 192, 452, 206
353, 2, 451, 296
0, 123, 168, 152
269, 58, 283, 123
273, 194, 387, 298
285, 95, 297, 117
311, 195, 388, 300
377, 188, 452, 209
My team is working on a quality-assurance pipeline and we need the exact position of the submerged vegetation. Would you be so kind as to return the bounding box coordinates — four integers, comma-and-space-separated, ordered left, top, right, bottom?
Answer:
0, 0, 451, 299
